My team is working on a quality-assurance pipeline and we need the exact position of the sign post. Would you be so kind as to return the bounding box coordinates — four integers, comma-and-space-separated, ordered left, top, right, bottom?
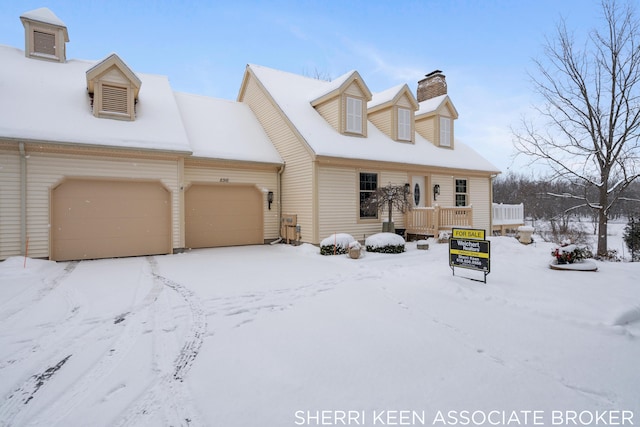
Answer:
449, 228, 490, 283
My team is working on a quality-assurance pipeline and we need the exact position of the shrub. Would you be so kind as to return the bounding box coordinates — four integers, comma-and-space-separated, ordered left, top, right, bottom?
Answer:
623, 216, 640, 262
551, 240, 592, 264
365, 232, 405, 254
320, 233, 355, 256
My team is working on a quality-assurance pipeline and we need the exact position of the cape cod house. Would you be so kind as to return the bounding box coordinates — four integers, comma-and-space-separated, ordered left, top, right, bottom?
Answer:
238, 66, 500, 245
1, 7, 500, 261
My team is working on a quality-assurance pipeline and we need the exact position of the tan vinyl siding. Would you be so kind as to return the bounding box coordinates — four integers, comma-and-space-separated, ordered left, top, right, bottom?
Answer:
469, 176, 492, 233
368, 108, 392, 138
397, 94, 413, 109
184, 166, 279, 241
415, 116, 435, 143
101, 67, 131, 85
0, 151, 21, 259
432, 174, 454, 206
318, 166, 407, 241
345, 81, 365, 97
241, 75, 316, 243
24, 152, 180, 259
314, 97, 340, 132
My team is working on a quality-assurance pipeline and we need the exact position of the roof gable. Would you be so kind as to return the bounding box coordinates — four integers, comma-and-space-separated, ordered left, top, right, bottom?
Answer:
86, 53, 142, 98
416, 94, 458, 119
368, 84, 419, 113
310, 70, 372, 106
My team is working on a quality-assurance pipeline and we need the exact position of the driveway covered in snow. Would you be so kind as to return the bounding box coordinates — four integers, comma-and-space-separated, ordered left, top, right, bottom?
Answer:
1, 238, 639, 426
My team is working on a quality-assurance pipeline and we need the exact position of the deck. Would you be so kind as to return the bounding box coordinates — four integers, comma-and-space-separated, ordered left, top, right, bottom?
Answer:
405, 205, 473, 238
492, 203, 524, 235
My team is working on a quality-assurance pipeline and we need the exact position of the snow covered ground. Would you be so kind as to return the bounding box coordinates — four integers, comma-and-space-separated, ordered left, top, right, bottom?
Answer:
1, 227, 639, 427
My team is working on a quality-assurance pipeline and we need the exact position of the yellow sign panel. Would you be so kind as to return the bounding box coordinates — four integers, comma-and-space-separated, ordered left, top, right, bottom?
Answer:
452, 228, 485, 240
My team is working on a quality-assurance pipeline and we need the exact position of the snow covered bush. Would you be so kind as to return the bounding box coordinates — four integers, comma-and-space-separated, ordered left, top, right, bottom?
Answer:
437, 231, 451, 243
320, 233, 356, 256
365, 232, 405, 254
551, 240, 591, 264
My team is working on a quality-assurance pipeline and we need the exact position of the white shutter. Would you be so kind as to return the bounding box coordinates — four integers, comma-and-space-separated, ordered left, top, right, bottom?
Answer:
398, 108, 411, 141
440, 117, 451, 147
346, 97, 362, 134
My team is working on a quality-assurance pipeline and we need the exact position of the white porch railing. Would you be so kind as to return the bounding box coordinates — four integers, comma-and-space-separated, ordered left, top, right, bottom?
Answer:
492, 203, 524, 235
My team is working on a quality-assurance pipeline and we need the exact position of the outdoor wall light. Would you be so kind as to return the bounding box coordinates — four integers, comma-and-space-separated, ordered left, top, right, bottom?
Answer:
433, 184, 440, 200
267, 191, 274, 210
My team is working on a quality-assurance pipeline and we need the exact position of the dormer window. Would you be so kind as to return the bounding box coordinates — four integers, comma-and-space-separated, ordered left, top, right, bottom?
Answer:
20, 8, 69, 63
440, 117, 452, 147
86, 54, 141, 121
398, 108, 411, 141
33, 30, 56, 56
346, 97, 363, 134
101, 84, 129, 115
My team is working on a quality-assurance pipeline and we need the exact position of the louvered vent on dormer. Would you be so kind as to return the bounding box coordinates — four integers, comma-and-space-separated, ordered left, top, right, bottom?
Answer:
101, 85, 128, 114
33, 30, 56, 55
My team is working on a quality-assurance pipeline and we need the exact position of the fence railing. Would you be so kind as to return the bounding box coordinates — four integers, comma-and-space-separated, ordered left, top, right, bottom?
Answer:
405, 205, 473, 237
492, 203, 524, 235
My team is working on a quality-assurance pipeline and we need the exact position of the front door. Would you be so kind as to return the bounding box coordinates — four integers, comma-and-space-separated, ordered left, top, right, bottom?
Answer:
411, 176, 426, 207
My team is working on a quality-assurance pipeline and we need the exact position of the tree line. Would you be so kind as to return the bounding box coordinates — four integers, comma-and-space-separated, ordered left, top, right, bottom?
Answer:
493, 173, 640, 226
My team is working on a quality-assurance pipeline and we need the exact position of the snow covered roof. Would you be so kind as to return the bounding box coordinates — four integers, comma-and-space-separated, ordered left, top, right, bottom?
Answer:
0, 45, 191, 153
20, 7, 67, 28
20, 7, 68, 42
309, 70, 371, 105
247, 64, 500, 173
368, 84, 419, 112
416, 94, 458, 118
174, 93, 282, 165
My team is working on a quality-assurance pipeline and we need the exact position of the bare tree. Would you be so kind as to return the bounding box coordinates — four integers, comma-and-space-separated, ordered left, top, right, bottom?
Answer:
514, 0, 640, 257
361, 184, 412, 232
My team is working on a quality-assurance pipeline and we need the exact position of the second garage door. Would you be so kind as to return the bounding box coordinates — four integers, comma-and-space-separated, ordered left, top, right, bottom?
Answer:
185, 184, 264, 248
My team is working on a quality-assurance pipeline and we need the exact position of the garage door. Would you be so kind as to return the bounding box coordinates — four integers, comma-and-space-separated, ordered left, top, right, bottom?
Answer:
185, 184, 263, 248
51, 179, 171, 261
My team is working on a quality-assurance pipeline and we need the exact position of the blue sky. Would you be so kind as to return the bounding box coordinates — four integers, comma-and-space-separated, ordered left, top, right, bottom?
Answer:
0, 1, 604, 174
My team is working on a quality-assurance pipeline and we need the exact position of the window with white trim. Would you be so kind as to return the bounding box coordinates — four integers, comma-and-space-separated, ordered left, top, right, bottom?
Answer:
346, 97, 363, 134
440, 116, 452, 147
455, 178, 468, 206
398, 108, 411, 141
359, 172, 378, 219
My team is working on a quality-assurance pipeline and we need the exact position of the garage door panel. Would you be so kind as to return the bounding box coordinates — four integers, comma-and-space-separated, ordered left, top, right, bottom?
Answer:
51, 179, 171, 261
185, 184, 263, 249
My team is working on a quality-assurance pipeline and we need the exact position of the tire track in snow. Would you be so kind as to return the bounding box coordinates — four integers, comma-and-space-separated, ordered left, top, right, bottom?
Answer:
0, 261, 79, 325
0, 262, 81, 372
112, 257, 206, 427
0, 355, 72, 426
23, 258, 166, 427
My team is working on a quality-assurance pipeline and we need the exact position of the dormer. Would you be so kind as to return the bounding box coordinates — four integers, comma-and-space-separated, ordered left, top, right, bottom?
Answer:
368, 84, 419, 143
86, 54, 141, 121
20, 7, 69, 63
310, 71, 372, 137
415, 71, 459, 148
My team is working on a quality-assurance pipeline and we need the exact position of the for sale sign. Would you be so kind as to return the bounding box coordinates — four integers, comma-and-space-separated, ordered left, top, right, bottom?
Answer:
449, 228, 490, 282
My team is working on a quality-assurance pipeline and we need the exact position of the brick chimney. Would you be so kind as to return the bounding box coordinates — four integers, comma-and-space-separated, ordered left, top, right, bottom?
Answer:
417, 70, 447, 102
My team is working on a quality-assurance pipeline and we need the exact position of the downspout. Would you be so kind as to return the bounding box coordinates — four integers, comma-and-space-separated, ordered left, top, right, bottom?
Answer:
270, 163, 285, 245
19, 142, 27, 255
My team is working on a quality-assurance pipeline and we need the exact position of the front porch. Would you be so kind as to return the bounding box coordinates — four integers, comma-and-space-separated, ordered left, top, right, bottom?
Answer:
405, 205, 473, 238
